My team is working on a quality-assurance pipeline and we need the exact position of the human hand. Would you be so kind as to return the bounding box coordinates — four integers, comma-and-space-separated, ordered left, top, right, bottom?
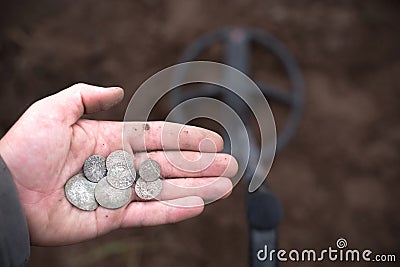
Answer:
0, 83, 237, 246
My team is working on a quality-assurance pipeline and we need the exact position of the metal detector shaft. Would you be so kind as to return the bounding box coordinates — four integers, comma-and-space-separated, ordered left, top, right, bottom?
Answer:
222, 29, 281, 267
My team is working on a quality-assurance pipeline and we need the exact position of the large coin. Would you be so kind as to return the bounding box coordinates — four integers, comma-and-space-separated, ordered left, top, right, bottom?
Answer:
135, 177, 163, 200
95, 177, 132, 209
139, 159, 161, 182
83, 155, 107, 182
106, 150, 134, 170
107, 165, 136, 189
65, 173, 99, 211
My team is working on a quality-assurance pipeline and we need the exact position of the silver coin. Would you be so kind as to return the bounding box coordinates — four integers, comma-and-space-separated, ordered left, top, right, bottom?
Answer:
106, 150, 134, 170
135, 177, 163, 200
106, 165, 136, 189
83, 155, 107, 182
65, 173, 99, 211
95, 177, 132, 209
139, 159, 161, 182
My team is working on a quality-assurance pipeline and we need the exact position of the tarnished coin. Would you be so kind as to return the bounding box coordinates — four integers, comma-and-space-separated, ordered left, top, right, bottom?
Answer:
95, 177, 132, 209
135, 177, 163, 200
83, 155, 107, 182
139, 159, 161, 182
106, 150, 134, 170
106, 165, 136, 189
65, 173, 99, 211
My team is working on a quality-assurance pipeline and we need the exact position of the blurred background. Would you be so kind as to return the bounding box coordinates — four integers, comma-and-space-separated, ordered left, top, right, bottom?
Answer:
0, 0, 399, 266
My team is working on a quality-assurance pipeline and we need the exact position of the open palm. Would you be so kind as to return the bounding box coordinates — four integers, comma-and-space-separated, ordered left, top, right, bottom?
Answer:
0, 84, 237, 246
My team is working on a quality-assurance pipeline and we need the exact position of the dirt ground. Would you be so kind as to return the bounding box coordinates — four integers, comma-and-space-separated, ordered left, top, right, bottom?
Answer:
0, 0, 399, 266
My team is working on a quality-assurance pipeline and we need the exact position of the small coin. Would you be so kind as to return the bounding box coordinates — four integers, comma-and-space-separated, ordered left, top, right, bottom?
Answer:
95, 177, 132, 209
106, 150, 134, 170
135, 177, 163, 200
65, 173, 99, 211
83, 155, 107, 182
139, 159, 161, 182
106, 165, 136, 189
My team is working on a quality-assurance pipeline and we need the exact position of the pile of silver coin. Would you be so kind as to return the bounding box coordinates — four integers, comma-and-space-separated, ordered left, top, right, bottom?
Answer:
64, 150, 163, 211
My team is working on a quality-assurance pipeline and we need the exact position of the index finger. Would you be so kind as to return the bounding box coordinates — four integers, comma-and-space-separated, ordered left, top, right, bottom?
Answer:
93, 120, 224, 153
124, 121, 223, 152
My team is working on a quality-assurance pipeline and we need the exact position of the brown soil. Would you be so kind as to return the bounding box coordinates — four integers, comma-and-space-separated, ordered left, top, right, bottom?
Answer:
1, 1, 399, 266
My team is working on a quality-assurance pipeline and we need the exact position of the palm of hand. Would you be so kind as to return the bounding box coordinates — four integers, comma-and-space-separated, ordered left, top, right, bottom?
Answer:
3, 112, 129, 245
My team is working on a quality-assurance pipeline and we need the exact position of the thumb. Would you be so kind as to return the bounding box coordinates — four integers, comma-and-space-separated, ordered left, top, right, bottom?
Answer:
33, 83, 125, 124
